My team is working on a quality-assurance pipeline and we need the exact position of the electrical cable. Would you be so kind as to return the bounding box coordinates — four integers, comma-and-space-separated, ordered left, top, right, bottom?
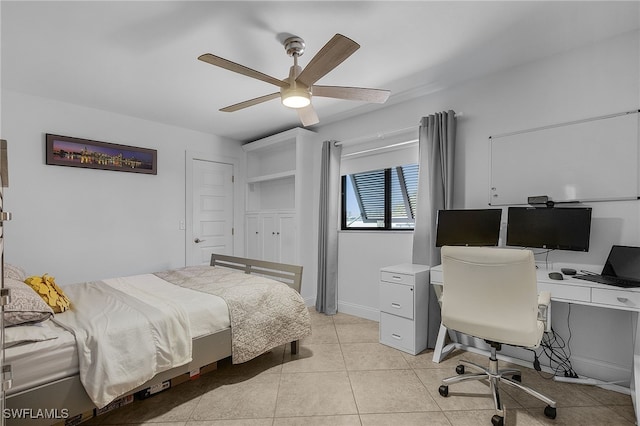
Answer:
532, 304, 578, 379
529, 248, 554, 269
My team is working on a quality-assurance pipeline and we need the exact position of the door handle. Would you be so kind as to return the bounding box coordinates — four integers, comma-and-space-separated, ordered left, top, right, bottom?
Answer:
194, 238, 206, 243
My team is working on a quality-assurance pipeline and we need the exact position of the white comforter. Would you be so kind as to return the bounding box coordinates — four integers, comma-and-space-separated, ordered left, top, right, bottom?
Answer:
52, 275, 194, 408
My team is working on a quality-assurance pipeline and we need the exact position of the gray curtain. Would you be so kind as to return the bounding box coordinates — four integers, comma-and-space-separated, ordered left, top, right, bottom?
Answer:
316, 140, 342, 315
412, 110, 456, 348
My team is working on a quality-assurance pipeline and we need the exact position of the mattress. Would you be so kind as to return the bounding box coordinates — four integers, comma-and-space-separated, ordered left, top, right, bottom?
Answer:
5, 273, 231, 395
5, 320, 78, 395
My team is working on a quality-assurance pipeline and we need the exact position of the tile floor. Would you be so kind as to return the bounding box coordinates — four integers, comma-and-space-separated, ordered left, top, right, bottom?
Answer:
85, 310, 636, 426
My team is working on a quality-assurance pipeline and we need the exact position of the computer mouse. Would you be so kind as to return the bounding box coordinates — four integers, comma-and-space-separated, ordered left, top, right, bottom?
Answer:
548, 272, 564, 280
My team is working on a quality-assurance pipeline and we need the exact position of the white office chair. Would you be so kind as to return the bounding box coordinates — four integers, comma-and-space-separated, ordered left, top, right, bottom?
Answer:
438, 246, 556, 426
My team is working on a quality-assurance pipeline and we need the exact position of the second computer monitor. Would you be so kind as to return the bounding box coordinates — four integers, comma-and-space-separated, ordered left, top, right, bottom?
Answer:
435, 209, 502, 247
505, 207, 592, 252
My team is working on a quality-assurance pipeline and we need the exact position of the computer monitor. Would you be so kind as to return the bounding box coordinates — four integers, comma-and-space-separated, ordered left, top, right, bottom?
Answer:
506, 207, 592, 252
435, 209, 502, 247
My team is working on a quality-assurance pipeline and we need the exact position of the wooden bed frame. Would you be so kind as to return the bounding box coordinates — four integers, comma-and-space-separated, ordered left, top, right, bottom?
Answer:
210, 254, 303, 293
5, 254, 304, 425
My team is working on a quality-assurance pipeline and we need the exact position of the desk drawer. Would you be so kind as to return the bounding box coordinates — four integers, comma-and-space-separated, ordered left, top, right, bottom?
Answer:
592, 288, 640, 310
380, 312, 415, 353
380, 271, 415, 285
538, 281, 591, 303
379, 281, 414, 319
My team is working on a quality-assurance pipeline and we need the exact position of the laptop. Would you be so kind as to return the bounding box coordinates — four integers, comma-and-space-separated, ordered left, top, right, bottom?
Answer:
574, 245, 640, 288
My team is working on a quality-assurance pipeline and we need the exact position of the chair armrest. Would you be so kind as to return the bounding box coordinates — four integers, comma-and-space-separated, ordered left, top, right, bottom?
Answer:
537, 290, 552, 332
538, 290, 551, 307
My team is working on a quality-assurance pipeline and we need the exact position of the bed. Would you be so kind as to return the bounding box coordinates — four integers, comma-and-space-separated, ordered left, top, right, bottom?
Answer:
4, 254, 311, 425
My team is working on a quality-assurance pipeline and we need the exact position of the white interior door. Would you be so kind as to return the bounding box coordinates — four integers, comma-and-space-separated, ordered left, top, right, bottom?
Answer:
189, 159, 234, 265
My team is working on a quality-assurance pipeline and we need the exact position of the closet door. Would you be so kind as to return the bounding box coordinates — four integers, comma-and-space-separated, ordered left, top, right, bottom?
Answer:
245, 214, 262, 260
277, 213, 296, 265
261, 213, 278, 262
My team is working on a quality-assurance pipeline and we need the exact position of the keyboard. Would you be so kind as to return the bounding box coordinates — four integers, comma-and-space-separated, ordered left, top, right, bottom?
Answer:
575, 274, 640, 288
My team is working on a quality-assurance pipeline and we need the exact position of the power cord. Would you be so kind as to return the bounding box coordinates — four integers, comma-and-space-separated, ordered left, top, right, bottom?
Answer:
530, 248, 555, 269
530, 304, 578, 379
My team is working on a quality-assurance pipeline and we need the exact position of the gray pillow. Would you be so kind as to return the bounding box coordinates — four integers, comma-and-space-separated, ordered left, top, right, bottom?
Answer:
3, 278, 54, 326
4, 263, 26, 281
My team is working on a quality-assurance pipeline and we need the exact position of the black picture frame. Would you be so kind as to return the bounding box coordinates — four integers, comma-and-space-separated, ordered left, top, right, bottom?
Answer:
45, 134, 157, 175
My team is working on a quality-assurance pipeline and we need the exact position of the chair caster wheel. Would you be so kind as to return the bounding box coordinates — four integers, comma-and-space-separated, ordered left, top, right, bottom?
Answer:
544, 405, 557, 419
491, 414, 504, 426
438, 385, 449, 397
455, 364, 465, 375
511, 374, 521, 382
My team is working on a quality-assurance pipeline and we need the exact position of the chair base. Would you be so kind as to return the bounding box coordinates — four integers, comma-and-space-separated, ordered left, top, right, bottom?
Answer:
438, 347, 557, 425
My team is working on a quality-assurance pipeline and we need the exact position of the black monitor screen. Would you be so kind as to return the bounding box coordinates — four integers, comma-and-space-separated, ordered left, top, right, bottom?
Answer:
506, 207, 592, 252
435, 209, 502, 247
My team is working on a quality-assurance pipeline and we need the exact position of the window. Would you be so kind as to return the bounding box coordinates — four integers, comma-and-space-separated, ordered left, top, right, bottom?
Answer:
342, 164, 419, 230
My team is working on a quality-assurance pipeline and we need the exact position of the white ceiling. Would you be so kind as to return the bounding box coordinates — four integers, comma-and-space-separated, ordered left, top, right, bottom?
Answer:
2, 1, 639, 142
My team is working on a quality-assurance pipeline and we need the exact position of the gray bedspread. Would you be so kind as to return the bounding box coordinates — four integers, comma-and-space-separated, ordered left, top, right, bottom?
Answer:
155, 265, 311, 363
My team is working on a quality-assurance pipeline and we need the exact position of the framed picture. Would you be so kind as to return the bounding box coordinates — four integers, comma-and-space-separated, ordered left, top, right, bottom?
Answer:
46, 134, 157, 175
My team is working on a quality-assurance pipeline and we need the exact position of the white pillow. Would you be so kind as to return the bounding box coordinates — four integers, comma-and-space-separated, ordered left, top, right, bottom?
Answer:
4, 321, 59, 348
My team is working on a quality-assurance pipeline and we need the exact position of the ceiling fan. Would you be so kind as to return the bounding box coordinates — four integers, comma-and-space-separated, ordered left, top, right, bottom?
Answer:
198, 33, 391, 127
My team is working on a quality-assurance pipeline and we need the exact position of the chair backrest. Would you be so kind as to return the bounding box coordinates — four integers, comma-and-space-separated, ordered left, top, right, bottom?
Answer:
440, 246, 542, 348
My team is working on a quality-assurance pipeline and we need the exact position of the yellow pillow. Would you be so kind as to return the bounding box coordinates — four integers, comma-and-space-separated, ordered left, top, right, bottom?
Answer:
24, 274, 71, 313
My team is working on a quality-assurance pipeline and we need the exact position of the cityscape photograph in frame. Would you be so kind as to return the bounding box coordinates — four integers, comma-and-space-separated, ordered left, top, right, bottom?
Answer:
46, 134, 157, 175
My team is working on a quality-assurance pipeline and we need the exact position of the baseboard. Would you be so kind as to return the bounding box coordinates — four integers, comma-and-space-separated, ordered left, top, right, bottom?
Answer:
462, 334, 632, 390
566, 353, 631, 388
337, 301, 379, 321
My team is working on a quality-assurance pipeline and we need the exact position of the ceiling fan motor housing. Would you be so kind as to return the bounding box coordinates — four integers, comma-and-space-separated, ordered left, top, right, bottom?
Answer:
284, 36, 305, 57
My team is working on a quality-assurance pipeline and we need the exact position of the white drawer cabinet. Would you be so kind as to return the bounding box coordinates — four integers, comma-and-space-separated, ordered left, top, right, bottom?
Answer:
379, 264, 430, 355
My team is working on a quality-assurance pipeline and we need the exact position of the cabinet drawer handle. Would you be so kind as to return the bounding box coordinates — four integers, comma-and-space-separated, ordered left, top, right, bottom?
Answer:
391, 275, 402, 281
391, 303, 401, 309
391, 334, 402, 340
617, 297, 629, 303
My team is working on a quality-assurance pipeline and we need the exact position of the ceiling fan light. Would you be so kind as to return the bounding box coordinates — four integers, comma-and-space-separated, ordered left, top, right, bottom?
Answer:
281, 87, 311, 109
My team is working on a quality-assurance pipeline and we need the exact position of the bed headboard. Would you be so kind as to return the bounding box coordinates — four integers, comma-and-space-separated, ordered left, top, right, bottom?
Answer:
210, 254, 303, 293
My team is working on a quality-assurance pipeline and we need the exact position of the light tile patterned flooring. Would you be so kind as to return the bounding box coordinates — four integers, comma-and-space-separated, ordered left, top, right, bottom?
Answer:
85, 309, 636, 426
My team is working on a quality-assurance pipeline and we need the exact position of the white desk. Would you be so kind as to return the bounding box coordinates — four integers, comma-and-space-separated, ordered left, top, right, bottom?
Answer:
430, 263, 640, 422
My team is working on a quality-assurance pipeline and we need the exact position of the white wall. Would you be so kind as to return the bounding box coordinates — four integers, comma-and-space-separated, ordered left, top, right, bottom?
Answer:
1, 90, 244, 284
316, 30, 640, 383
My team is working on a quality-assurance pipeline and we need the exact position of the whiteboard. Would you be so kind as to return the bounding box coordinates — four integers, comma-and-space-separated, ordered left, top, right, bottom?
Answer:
489, 111, 639, 206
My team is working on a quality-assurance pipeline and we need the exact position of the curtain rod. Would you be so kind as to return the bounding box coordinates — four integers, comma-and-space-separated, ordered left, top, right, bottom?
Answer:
335, 111, 463, 146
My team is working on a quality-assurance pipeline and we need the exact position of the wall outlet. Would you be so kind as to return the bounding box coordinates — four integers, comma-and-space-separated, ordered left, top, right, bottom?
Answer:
179, 220, 185, 230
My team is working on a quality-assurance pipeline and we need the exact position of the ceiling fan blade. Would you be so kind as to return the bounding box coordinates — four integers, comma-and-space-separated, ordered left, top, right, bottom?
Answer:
220, 92, 281, 112
198, 53, 288, 88
313, 85, 391, 103
296, 34, 360, 87
298, 105, 319, 127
